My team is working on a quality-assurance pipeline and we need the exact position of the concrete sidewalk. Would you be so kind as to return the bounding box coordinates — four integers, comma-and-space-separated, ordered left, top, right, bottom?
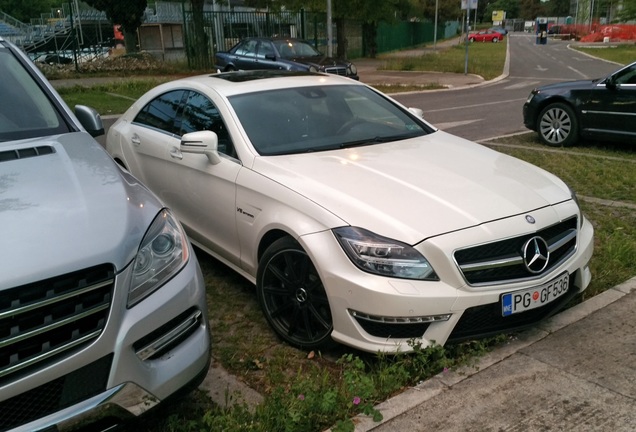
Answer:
348, 277, 636, 431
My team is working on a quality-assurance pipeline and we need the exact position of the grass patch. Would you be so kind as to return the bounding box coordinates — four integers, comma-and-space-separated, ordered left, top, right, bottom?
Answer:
572, 44, 636, 65
381, 39, 507, 80
56, 79, 169, 114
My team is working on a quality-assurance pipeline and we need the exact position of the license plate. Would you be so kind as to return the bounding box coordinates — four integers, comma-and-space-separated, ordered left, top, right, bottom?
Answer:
501, 272, 569, 317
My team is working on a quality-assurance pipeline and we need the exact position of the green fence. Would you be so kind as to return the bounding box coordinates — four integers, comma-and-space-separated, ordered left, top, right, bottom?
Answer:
181, 8, 460, 67
376, 20, 461, 54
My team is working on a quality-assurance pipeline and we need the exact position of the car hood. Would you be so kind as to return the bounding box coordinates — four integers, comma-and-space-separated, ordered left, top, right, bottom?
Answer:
252, 131, 571, 244
288, 55, 349, 67
0, 132, 162, 289
536, 78, 599, 93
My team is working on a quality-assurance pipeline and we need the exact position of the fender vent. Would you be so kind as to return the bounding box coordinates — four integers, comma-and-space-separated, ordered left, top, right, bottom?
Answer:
0, 146, 55, 163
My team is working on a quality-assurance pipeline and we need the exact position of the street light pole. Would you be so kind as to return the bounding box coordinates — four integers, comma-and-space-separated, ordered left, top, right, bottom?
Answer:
326, 0, 333, 56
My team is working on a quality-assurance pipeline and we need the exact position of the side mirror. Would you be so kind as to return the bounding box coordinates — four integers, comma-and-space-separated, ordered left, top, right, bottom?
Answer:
75, 105, 104, 137
605, 76, 617, 89
408, 107, 424, 118
181, 131, 221, 165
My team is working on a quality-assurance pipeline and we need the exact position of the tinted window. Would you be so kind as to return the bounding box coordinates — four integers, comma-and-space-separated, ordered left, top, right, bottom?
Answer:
614, 64, 636, 85
0, 48, 69, 141
134, 90, 186, 134
257, 41, 275, 59
180, 92, 235, 157
234, 40, 257, 57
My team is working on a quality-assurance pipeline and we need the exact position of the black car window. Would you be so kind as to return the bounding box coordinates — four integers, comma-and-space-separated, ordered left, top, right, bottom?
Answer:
257, 41, 275, 59
180, 91, 236, 158
134, 90, 186, 134
613, 64, 636, 85
234, 40, 257, 57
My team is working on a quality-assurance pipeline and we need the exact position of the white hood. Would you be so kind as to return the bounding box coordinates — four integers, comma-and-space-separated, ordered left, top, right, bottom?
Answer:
252, 131, 571, 244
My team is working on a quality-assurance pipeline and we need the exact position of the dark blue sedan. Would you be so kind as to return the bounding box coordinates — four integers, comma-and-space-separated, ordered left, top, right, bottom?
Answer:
214, 37, 359, 80
523, 61, 636, 146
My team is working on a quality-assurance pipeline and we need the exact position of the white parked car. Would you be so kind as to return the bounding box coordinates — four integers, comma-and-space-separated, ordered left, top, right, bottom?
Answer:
0, 38, 210, 431
106, 70, 594, 353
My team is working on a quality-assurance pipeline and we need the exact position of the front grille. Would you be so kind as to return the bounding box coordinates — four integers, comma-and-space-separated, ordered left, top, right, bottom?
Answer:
447, 274, 581, 342
0, 354, 112, 431
324, 67, 348, 76
454, 217, 578, 285
0, 264, 114, 385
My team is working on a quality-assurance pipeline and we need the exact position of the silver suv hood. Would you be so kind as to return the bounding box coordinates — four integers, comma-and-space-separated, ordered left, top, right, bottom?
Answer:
1, 133, 162, 289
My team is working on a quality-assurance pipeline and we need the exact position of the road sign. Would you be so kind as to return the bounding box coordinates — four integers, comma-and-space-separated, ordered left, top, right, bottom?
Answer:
461, 0, 478, 10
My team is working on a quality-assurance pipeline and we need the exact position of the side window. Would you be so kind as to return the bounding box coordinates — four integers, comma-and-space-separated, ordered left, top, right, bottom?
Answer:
235, 40, 257, 57
257, 42, 275, 59
615, 65, 636, 85
180, 91, 236, 158
134, 90, 185, 134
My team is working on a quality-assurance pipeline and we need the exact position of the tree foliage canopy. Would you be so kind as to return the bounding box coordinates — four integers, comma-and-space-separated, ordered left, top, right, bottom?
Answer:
0, 0, 58, 23
83, 0, 147, 52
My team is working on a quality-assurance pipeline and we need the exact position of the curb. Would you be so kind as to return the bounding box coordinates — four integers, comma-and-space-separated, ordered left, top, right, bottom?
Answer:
341, 276, 636, 431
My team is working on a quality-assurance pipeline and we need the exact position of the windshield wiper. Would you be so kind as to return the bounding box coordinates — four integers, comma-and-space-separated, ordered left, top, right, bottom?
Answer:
339, 132, 421, 149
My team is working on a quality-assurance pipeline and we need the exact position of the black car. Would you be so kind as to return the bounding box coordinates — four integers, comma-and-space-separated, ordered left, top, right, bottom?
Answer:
523, 61, 636, 147
214, 37, 359, 80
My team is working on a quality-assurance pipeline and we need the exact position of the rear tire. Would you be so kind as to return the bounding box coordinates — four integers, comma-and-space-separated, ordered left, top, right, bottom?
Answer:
257, 237, 334, 350
537, 102, 579, 147
492, 37, 499, 43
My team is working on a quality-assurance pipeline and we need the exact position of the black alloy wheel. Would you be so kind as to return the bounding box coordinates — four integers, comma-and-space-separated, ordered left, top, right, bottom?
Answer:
257, 237, 334, 349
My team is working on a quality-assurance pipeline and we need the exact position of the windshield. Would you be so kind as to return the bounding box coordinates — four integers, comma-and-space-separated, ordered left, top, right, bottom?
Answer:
274, 40, 322, 58
0, 47, 69, 142
229, 84, 432, 156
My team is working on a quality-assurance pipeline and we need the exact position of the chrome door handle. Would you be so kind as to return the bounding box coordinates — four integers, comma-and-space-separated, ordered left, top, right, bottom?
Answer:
169, 147, 183, 160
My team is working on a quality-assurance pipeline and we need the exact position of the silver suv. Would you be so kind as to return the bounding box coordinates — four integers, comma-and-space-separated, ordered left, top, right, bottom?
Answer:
0, 38, 210, 431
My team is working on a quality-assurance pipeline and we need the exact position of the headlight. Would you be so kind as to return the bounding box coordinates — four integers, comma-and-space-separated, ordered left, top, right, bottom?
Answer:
128, 209, 189, 307
349, 64, 357, 75
308, 65, 319, 72
334, 227, 438, 280
569, 186, 584, 229
526, 90, 539, 104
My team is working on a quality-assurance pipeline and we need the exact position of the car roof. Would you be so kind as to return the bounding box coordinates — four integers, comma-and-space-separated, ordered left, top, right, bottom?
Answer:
164, 70, 364, 97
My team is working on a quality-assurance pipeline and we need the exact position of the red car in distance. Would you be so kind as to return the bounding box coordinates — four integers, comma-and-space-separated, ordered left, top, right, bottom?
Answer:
467, 29, 504, 43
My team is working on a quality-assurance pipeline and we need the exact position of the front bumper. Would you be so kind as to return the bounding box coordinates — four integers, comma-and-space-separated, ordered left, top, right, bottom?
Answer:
302, 202, 594, 353
1, 247, 210, 431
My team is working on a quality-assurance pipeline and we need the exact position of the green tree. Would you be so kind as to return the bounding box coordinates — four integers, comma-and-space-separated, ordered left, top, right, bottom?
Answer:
83, 0, 147, 53
618, 0, 635, 21
0, 0, 58, 23
519, 0, 547, 20
543, 0, 571, 16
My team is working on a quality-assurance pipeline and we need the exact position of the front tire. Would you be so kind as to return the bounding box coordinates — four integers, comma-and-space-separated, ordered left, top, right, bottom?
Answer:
537, 102, 579, 147
257, 237, 334, 350
492, 37, 499, 43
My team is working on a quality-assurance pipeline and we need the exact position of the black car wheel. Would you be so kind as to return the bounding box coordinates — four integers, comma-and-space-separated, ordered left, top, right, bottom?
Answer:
537, 102, 579, 147
257, 237, 334, 349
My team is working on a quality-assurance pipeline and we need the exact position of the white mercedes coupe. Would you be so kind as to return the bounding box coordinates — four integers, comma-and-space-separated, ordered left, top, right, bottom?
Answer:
106, 70, 594, 353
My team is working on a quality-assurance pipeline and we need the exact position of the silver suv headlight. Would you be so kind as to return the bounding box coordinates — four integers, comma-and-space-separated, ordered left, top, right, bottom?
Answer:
128, 209, 189, 307
334, 226, 438, 280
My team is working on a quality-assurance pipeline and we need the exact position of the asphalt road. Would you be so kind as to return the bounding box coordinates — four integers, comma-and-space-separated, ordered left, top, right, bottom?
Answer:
392, 33, 620, 142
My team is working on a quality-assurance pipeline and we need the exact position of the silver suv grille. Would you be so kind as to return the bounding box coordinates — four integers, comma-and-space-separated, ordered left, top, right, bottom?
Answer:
454, 217, 578, 286
0, 264, 114, 384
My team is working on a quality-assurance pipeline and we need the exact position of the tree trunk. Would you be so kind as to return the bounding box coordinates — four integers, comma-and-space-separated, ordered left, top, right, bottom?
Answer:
362, 22, 377, 58
123, 29, 138, 53
189, 0, 211, 69
336, 18, 347, 58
